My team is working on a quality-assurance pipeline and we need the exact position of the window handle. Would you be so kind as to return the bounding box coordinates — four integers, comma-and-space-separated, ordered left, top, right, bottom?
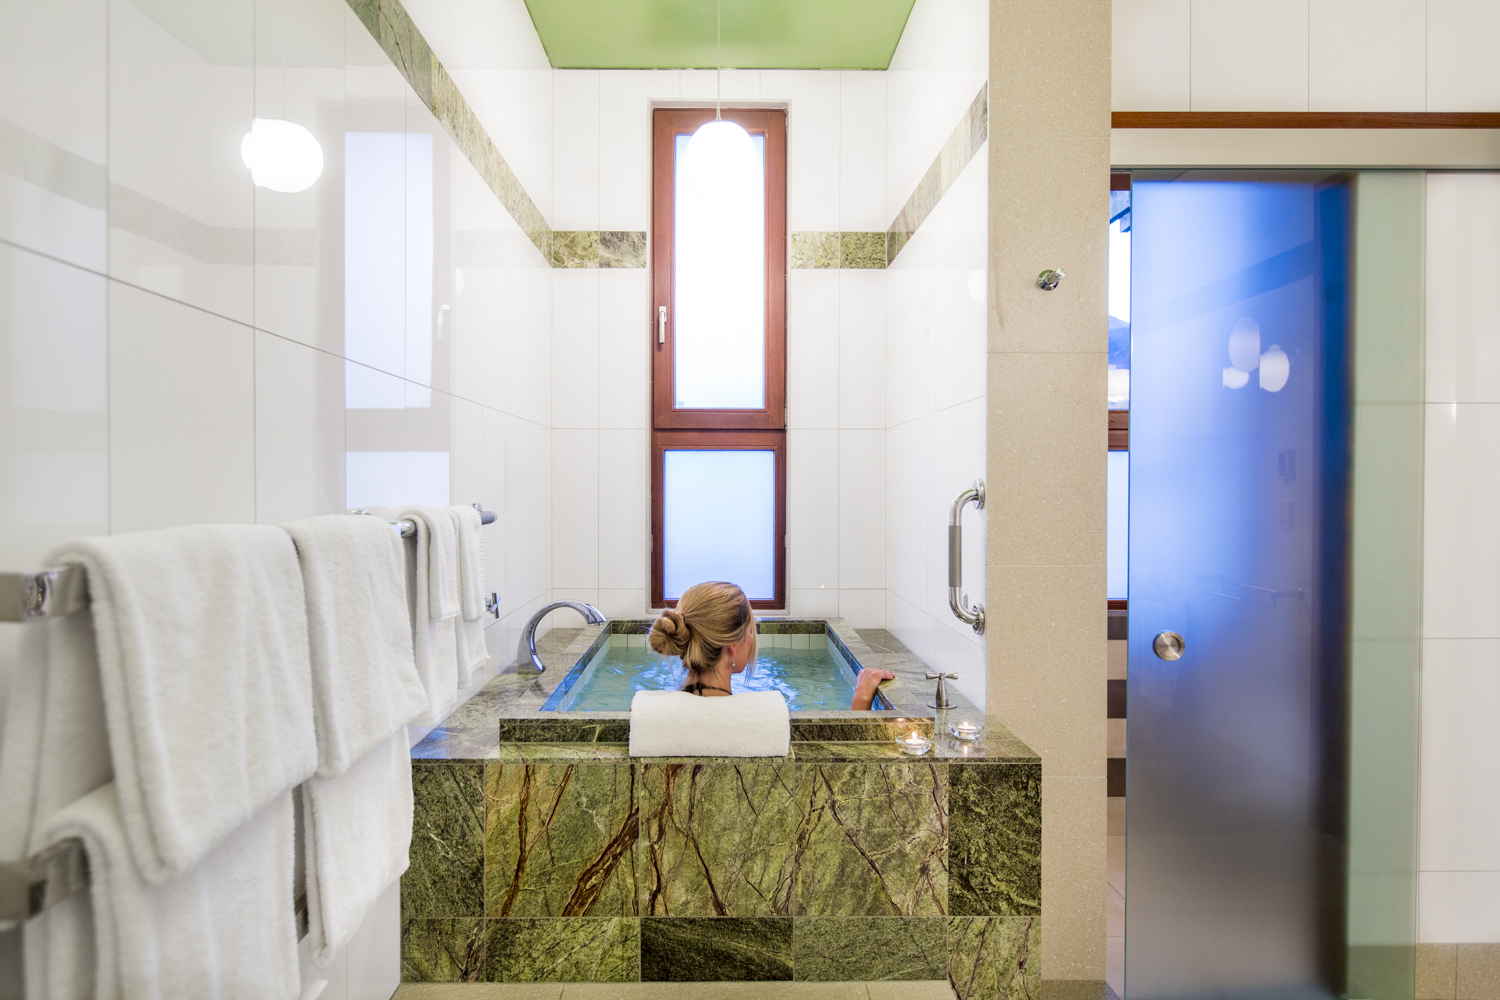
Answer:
658, 305, 667, 345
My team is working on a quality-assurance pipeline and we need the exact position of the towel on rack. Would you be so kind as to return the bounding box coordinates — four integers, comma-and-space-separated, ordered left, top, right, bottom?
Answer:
44, 525, 318, 883
449, 504, 490, 687
399, 506, 460, 623
384, 510, 459, 725
282, 515, 427, 777
299, 732, 412, 967
35, 783, 300, 1000
627, 690, 790, 757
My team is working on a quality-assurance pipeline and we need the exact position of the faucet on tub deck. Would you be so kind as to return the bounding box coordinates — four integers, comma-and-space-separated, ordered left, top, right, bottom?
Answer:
521, 601, 606, 673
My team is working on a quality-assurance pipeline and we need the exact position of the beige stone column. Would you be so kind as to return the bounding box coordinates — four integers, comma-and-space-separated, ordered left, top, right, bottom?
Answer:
986, 0, 1111, 995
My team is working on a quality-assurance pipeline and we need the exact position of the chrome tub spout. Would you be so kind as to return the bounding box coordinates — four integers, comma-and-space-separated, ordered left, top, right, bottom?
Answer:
521, 601, 606, 673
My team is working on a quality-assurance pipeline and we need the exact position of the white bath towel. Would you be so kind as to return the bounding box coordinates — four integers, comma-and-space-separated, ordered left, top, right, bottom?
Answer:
388, 512, 459, 725
36, 784, 300, 1000
449, 504, 490, 687
628, 690, 790, 757
399, 506, 460, 623
299, 732, 412, 967
44, 525, 318, 883
282, 515, 428, 777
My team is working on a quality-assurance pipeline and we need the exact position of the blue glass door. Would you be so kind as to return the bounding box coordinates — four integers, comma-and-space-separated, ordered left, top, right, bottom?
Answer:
1126, 176, 1350, 1000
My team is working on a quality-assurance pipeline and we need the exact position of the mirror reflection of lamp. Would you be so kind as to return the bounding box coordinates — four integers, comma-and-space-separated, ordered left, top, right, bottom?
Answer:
240, 118, 324, 193
1259, 345, 1290, 392
1223, 316, 1260, 389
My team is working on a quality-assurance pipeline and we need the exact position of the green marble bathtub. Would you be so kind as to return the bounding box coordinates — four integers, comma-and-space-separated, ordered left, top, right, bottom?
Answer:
403, 622, 1040, 999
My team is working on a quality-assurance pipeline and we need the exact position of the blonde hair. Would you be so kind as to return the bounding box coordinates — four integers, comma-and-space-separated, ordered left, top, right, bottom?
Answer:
649, 581, 753, 677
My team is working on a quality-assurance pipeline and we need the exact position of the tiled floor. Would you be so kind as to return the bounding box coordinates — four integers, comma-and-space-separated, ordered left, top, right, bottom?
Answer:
1106, 833, 1125, 998
391, 983, 957, 1000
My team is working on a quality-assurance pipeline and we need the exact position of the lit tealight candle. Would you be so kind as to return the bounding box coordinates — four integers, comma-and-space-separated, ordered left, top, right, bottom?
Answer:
898, 729, 931, 755
950, 720, 981, 742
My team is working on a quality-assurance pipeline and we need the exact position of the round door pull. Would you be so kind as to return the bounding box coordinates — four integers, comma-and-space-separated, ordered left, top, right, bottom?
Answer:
1153, 631, 1185, 661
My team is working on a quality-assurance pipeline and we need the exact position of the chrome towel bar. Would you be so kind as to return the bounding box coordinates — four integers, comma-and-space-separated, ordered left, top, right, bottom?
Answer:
948, 480, 986, 635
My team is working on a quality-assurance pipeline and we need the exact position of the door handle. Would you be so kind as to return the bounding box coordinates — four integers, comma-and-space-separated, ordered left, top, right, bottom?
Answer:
1153, 631, 1185, 661
948, 479, 986, 634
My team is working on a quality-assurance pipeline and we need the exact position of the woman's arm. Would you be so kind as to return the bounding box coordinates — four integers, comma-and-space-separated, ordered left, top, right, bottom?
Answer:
851, 668, 896, 710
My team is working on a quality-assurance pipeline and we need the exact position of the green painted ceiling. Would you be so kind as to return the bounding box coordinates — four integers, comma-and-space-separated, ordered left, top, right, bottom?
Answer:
522, 0, 918, 70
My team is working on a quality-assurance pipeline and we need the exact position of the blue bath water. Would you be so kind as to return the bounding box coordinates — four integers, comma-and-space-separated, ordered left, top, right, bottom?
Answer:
554, 643, 857, 712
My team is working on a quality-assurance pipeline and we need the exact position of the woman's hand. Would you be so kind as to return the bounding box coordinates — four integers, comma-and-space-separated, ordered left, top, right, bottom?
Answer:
851, 668, 896, 710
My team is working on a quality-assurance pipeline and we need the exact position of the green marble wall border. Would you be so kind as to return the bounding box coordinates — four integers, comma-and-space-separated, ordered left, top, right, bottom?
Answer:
886, 83, 989, 266
552, 230, 649, 268
790, 231, 889, 269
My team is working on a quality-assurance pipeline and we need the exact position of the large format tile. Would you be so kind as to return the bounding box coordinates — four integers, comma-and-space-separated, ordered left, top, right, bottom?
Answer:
793, 917, 947, 982
1426, 0, 1500, 112
485, 762, 640, 917
1110, 0, 1189, 111
405, 764, 486, 918
485, 918, 639, 983
947, 916, 1040, 1000
1426, 174, 1500, 404
1418, 639, 1500, 873
948, 763, 1042, 916
1308, 0, 1425, 112
1188, 0, 1309, 111
795, 761, 948, 916
1422, 402, 1500, 638
639, 762, 799, 917
254, 331, 344, 524
640, 917, 793, 982
402, 918, 487, 983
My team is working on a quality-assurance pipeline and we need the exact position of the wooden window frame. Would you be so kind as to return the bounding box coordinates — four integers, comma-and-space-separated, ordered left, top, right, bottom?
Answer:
650, 108, 788, 609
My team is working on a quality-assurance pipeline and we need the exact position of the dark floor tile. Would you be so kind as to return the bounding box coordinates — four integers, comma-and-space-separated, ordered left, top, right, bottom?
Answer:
794, 917, 948, 981
1106, 758, 1125, 798
949, 763, 1041, 917
405, 763, 486, 918
484, 917, 639, 982
1106, 680, 1126, 719
640, 917, 793, 981
401, 918, 486, 982
948, 916, 1039, 1000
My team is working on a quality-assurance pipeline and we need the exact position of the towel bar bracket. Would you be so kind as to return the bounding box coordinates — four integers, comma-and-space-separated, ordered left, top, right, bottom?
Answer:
0, 566, 88, 622
0, 837, 89, 921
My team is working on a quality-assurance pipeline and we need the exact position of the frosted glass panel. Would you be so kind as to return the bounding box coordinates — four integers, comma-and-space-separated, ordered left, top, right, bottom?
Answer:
663, 449, 775, 600
345, 132, 432, 408
1107, 451, 1128, 600
1109, 189, 1132, 408
673, 131, 765, 409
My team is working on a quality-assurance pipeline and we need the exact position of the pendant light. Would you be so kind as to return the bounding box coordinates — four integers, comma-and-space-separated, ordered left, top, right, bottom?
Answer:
241, 42, 325, 193
683, 0, 755, 175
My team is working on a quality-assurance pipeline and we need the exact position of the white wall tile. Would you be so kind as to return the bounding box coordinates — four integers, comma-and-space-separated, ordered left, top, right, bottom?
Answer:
789, 588, 840, 618
1190, 0, 1309, 111
1419, 871, 1500, 943
1420, 639, 1500, 872
839, 429, 885, 589
551, 429, 598, 589
839, 72, 886, 232
839, 589, 885, 628
598, 428, 647, 590
787, 270, 840, 429
1423, 402, 1500, 638
1427, 0, 1500, 112
109, 282, 255, 531
788, 428, 840, 591
1308, 0, 1425, 111
552, 71, 600, 230
254, 332, 344, 524
450, 394, 485, 511
1426, 173, 1500, 404
681, 68, 760, 102
885, 420, 929, 612
839, 271, 886, 429
598, 269, 650, 429
551, 270, 599, 428
598, 588, 647, 618
1112, 0, 1191, 111
599, 70, 680, 232
760, 71, 841, 232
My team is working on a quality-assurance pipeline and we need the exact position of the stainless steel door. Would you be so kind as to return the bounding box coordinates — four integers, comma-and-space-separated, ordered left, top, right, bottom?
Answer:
1126, 175, 1350, 1000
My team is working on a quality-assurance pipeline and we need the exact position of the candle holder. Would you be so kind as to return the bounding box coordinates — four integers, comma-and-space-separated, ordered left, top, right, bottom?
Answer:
947, 720, 982, 742
895, 732, 934, 756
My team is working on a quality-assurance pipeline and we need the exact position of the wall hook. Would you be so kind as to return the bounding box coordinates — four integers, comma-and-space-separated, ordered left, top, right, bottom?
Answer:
1037, 269, 1065, 291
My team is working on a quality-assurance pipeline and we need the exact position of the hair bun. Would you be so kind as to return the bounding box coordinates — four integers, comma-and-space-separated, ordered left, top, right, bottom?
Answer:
648, 608, 691, 657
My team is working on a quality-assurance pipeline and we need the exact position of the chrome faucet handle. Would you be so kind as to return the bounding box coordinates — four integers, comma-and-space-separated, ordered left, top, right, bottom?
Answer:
925, 672, 959, 710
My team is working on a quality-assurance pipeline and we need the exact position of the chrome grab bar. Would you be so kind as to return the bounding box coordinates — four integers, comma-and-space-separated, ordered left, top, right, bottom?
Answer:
948, 479, 986, 635
521, 601, 606, 673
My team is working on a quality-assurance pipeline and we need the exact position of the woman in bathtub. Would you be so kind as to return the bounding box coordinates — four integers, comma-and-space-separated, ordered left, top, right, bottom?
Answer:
648, 581, 894, 710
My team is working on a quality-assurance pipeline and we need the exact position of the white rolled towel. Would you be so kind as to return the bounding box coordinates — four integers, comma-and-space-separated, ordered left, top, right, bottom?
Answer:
627, 690, 790, 758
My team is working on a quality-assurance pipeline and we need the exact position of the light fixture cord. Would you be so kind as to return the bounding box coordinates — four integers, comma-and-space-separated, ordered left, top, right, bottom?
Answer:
715, 0, 721, 120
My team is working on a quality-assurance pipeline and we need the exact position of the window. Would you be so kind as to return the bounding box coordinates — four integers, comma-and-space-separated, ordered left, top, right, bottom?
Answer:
651, 108, 787, 608
1108, 172, 1130, 608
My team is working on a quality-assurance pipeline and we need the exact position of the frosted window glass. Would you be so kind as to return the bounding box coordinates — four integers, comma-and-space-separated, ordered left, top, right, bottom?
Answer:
344, 132, 432, 409
673, 131, 765, 409
345, 450, 450, 509
663, 449, 775, 600
1109, 189, 1131, 409
1107, 451, 1128, 600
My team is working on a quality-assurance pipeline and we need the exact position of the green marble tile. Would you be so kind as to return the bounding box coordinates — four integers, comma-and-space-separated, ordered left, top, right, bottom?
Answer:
640, 917, 793, 981
791, 719, 935, 742
885, 229, 910, 266
402, 918, 486, 982
948, 916, 1039, 1000
405, 764, 485, 918
496, 743, 632, 763
796, 761, 948, 917
485, 762, 639, 917
790, 232, 841, 269
794, 917, 947, 981
949, 764, 1041, 917
791, 741, 914, 762
841, 232, 888, 269
609, 619, 652, 634
756, 620, 826, 634
484, 917, 639, 982
551, 230, 600, 268
499, 719, 632, 743
600, 231, 647, 268
640, 761, 799, 916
